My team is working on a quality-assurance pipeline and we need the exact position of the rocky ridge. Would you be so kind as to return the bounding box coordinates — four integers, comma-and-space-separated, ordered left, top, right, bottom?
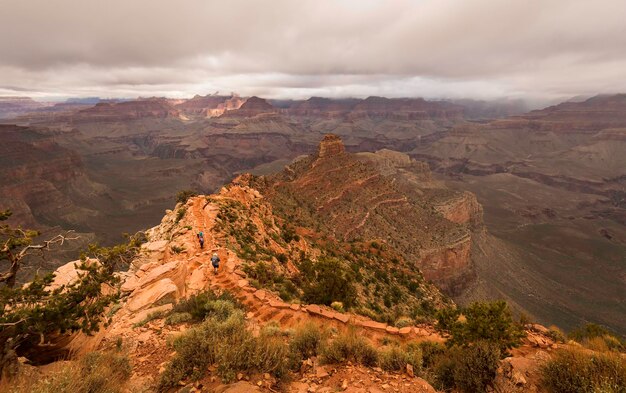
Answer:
45, 182, 558, 392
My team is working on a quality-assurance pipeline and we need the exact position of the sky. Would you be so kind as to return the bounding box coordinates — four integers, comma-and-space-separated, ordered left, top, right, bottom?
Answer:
1, 0, 625, 103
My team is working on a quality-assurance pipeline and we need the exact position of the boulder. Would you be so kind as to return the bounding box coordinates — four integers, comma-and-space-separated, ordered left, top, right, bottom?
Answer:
126, 278, 179, 312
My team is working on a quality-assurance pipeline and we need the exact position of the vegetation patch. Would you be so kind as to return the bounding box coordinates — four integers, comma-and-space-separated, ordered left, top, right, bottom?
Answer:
540, 346, 626, 393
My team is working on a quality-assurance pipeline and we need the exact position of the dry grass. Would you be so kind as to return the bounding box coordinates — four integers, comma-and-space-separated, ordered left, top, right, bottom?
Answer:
540, 346, 626, 393
4, 352, 131, 393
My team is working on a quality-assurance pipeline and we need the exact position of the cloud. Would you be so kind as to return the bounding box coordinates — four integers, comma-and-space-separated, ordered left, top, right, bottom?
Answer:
1, 0, 625, 100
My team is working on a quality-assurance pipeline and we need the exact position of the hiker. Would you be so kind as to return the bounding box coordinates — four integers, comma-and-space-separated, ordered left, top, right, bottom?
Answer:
211, 252, 220, 274
197, 231, 204, 249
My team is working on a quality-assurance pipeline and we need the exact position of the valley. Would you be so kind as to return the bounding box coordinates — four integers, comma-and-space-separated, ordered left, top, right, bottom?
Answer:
0, 94, 624, 334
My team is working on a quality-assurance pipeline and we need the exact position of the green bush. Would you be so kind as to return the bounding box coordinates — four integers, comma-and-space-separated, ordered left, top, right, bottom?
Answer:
320, 329, 378, 367
436, 301, 524, 355
541, 347, 626, 393
453, 342, 501, 393
165, 312, 192, 325
175, 206, 187, 223
547, 325, 566, 343
291, 323, 325, 360
176, 190, 198, 204
568, 323, 625, 352
132, 309, 167, 328
379, 345, 422, 373
171, 290, 241, 322
417, 341, 446, 369
431, 342, 500, 393
301, 257, 357, 308
158, 308, 292, 390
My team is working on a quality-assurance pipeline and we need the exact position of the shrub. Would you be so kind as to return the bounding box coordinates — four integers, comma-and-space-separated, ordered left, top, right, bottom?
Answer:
291, 323, 325, 360
132, 309, 167, 328
175, 206, 187, 223
165, 312, 192, 325
320, 329, 378, 367
547, 325, 566, 343
171, 289, 241, 322
431, 342, 500, 393
436, 301, 524, 355
568, 323, 624, 352
158, 308, 292, 390
176, 190, 198, 204
302, 257, 357, 308
379, 345, 422, 372
8, 352, 132, 393
395, 317, 414, 328
453, 341, 501, 393
331, 301, 345, 312
541, 347, 626, 393
417, 341, 446, 369
171, 245, 185, 254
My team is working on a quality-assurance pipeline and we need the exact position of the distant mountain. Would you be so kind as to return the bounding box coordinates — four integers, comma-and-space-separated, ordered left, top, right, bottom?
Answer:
0, 96, 46, 119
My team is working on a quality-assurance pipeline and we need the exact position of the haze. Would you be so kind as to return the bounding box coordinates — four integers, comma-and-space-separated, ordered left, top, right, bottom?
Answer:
1, 0, 626, 103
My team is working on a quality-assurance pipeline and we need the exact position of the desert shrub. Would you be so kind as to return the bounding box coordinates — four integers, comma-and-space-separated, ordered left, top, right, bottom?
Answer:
436, 301, 524, 355
171, 289, 241, 322
417, 341, 446, 369
165, 312, 192, 325
431, 342, 500, 393
176, 190, 197, 204
260, 321, 286, 337
395, 317, 414, 328
175, 206, 187, 223
379, 344, 422, 372
540, 347, 626, 393
331, 301, 344, 312
569, 323, 625, 352
320, 329, 378, 367
132, 309, 167, 328
170, 245, 185, 254
547, 325, 566, 343
8, 352, 132, 393
453, 341, 501, 393
291, 323, 325, 360
158, 309, 292, 390
301, 257, 357, 308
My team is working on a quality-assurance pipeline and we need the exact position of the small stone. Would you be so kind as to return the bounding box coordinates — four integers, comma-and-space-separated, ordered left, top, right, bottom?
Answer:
341, 379, 349, 390
264, 373, 271, 380
237, 372, 244, 380
257, 380, 263, 386
406, 363, 414, 378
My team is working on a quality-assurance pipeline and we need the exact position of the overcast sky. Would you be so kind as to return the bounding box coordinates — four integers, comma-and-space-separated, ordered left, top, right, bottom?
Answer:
1, 0, 625, 103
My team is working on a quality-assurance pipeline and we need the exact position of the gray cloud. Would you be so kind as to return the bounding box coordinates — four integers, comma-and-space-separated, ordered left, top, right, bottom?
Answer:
1, 0, 625, 101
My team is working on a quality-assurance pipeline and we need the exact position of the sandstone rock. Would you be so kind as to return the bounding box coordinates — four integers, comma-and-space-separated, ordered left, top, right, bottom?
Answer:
356, 320, 387, 331
126, 278, 179, 312
254, 289, 267, 300
290, 304, 301, 311
334, 313, 350, 323
318, 134, 345, 158
129, 304, 174, 325
398, 327, 412, 335
385, 326, 399, 334
46, 258, 98, 291
122, 260, 183, 293
269, 299, 290, 309
406, 364, 414, 378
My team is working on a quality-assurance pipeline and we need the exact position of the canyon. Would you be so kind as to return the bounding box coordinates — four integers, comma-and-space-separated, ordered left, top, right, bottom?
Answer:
0, 93, 624, 334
